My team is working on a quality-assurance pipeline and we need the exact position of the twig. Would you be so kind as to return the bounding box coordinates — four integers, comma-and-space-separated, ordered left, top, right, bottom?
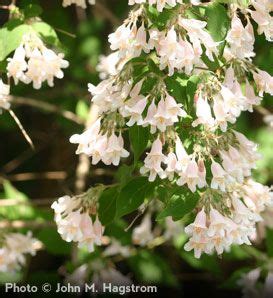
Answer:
0, 198, 55, 207
8, 109, 35, 150
54, 27, 76, 38
2, 171, 67, 182
0, 220, 54, 229
95, 2, 120, 26
10, 96, 84, 125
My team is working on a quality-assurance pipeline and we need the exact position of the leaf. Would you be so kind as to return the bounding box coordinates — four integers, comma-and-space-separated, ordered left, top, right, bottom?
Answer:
0, 180, 35, 220
205, 3, 230, 42
165, 74, 188, 105
266, 228, 273, 257
23, 4, 43, 18
186, 75, 200, 113
147, 5, 176, 30
116, 177, 156, 218
0, 24, 32, 61
76, 100, 89, 121
37, 227, 71, 256
129, 126, 149, 163
98, 186, 119, 225
0, 180, 52, 221
205, 2, 230, 55
156, 190, 199, 221
128, 250, 177, 286
31, 22, 60, 47
115, 164, 134, 186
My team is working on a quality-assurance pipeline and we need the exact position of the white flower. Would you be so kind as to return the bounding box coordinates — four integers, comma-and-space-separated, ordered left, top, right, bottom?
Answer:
124, 96, 147, 126
129, 0, 182, 12
175, 136, 190, 172
211, 161, 230, 192
164, 152, 178, 180
178, 17, 219, 61
103, 239, 131, 257
192, 94, 215, 128
132, 213, 154, 246
97, 52, 120, 79
232, 197, 262, 225
242, 179, 273, 213
103, 133, 129, 166
109, 22, 149, 60
57, 210, 84, 242
0, 248, 18, 272
177, 159, 200, 192
7, 35, 68, 89
0, 232, 42, 273
78, 214, 104, 252
226, 15, 255, 60
245, 80, 262, 111
252, 69, 273, 96
207, 208, 230, 238
140, 138, 166, 181
220, 150, 244, 183
52, 195, 105, 252
7, 45, 28, 85
185, 208, 207, 237
251, 1, 273, 41
5, 232, 42, 259
0, 80, 10, 111
164, 217, 183, 240
142, 100, 157, 133
184, 234, 210, 258
69, 118, 101, 155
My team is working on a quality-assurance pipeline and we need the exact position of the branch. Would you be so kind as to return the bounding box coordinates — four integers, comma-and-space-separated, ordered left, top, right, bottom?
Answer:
0, 220, 54, 229
10, 96, 85, 125
2, 171, 67, 182
8, 109, 35, 150
0, 198, 55, 207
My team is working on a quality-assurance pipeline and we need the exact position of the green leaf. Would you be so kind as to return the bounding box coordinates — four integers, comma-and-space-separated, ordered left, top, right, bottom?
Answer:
0, 180, 35, 220
165, 74, 188, 106
129, 126, 149, 163
76, 100, 89, 121
115, 164, 134, 186
128, 250, 177, 286
98, 186, 119, 225
157, 190, 199, 221
31, 22, 60, 47
266, 228, 273, 257
23, 4, 43, 18
37, 227, 71, 256
116, 177, 156, 217
186, 75, 200, 113
0, 180, 52, 221
205, 3, 230, 42
0, 24, 32, 61
205, 2, 230, 56
146, 5, 176, 30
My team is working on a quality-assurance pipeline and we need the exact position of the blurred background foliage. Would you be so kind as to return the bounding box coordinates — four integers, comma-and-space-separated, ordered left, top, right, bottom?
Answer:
0, 0, 273, 297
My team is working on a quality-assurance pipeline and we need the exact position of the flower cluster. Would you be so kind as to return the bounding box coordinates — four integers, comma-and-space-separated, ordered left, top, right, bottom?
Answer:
70, 118, 129, 166
0, 79, 10, 111
62, 0, 95, 8
0, 232, 42, 272
184, 178, 273, 258
51, 190, 105, 252
7, 33, 69, 89
250, 0, 273, 42
68, 0, 273, 259
108, 12, 218, 75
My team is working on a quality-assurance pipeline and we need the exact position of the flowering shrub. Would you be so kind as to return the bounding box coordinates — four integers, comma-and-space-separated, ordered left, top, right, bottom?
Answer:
1, 0, 273, 296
